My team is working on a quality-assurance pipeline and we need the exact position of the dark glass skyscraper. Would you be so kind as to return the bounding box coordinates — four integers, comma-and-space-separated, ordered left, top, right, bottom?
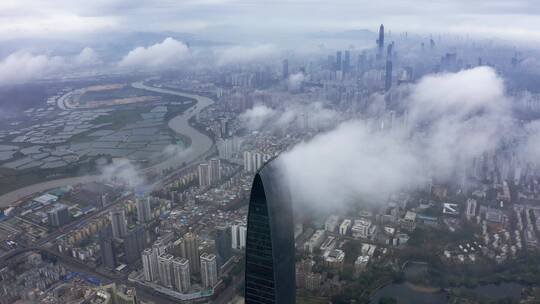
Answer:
215, 224, 232, 266
377, 24, 385, 61
124, 225, 146, 265
378, 24, 385, 50
99, 225, 116, 270
245, 162, 295, 304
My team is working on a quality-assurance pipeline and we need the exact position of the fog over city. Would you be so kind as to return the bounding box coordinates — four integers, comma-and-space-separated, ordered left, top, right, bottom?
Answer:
3, 1, 540, 304
279, 67, 518, 209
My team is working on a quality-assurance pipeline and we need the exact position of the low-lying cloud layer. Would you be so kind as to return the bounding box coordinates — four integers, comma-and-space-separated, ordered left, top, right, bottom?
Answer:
99, 158, 145, 188
277, 67, 526, 210
0, 37, 192, 85
287, 72, 305, 91
240, 101, 339, 132
0, 47, 101, 85
119, 37, 191, 69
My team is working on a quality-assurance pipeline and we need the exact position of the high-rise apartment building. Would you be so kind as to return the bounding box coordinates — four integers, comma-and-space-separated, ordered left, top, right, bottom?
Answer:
110, 208, 127, 239
158, 253, 174, 288
215, 224, 232, 265
198, 163, 210, 188
172, 257, 191, 293
183, 230, 200, 274
124, 225, 146, 265
136, 196, 152, 223
200, 253, 218, 289
209, 158, 221, 185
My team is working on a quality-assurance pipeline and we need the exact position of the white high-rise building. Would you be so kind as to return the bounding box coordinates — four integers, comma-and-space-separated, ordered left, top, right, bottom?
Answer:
183, 231, 200, 274
173, 257, 191, 293
243, 151, 253, 172
136, 197, 152, 223
158, 253, 174, 288
339, 219, 351, 235
243, 151, 272, 173
200, 253, 218, 289
198, 163, 210, 188
150, 238, 170, 283
254, 152, 263, 171
231, 222, 247, 249
209, 158, 221, 185
217, 137, 241, 160
110, 208, 127, 239
142, 248, 154, 282
239, 225, 247, 249
231, 224, 239, 249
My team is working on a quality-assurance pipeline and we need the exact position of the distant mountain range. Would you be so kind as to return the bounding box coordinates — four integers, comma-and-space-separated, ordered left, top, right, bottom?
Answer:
306, 29, 376, 40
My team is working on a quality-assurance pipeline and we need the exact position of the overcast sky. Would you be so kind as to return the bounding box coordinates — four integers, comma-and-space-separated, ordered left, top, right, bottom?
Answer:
1, 0, 540, 44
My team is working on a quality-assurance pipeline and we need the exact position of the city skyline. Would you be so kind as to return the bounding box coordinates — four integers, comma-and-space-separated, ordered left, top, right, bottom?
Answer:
1, 2, 540, 303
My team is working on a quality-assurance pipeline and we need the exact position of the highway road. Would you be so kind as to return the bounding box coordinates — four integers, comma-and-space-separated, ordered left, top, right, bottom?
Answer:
0, 83, 215, 207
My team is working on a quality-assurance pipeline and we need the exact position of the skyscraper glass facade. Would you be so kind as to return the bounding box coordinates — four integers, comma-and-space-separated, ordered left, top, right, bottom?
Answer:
245, 162, 295, 304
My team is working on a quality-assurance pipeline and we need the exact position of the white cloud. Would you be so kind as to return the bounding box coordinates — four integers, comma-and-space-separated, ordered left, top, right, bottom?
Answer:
0, 52, 63, 85
0, 47, 101, 85
118, 37, 191, 69
287, 72, 305, 91
408, 67, 507, 122
240, 101, 339, 132
99, 158, 145, 188
277, 67, 516, 210
239, 104, 277, 130
74, 47, 101, 66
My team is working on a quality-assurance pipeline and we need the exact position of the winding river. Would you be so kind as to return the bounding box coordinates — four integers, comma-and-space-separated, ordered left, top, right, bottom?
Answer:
0, 82, 215, 207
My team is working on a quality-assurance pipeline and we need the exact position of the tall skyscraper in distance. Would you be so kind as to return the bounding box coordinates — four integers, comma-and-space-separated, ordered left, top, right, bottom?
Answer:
183, 230, 200, 274
110, 208, 127, 239
215, 224, 232, 266
136, 196, 152, 223
198, 163, 210, 188
336, 51, 342, 71
282, 59, 289, 80
200, 253, 218, 289
99, 225, 116, 270
173, 257, 191, 293
343, 50, 350, 73
209, 158, 221, 185
385, 60, 393, 92
377, 24, 385, 60
387, 42, 394, 58
357, 52, 367, 73
245, 161, 295, 304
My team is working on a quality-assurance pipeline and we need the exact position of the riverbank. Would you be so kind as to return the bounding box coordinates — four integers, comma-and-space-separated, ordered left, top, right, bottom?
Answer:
0, 83, 215, 207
